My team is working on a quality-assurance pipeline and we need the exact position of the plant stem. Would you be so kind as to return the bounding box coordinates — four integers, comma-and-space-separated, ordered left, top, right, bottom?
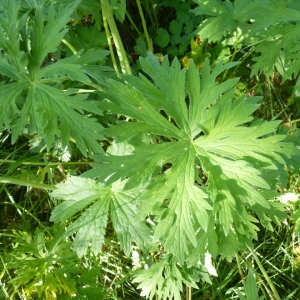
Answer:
248, 246, 281, 300
101, 0, 132, 74
267, 77, 274, 119
136, 0, 153, 53
44, 154, 54, 187
235, 253, 246, 285
144, 0, 157, 29
0, 177, 55, 190
3, 186, 22, 216
103, 13, 120, 75
285, 118, 300, 125
0, 159, 91, 165
0, 280, 10, 299
125, 10, 143, 36
186, 286, 191, 300
61, 38, 77, 54
256, 272, 276, 300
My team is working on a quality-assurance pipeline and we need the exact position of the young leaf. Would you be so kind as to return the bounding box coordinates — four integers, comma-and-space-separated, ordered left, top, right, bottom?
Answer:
237, 268, 264, 300
5, 226, 79, 299
132, 255, 199, 300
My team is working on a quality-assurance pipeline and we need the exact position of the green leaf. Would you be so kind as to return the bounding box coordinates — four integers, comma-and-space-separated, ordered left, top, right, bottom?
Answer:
192, 0, 297, 45
192, 0, 300, 78
111, 0, 127, 22
15, 83, 104, 155
132, 255, 198, 300
67, 25, 108, 53
50, 177, 109, 257
169, 20, 182, 35
5, 225, 79, 299
86, 53, 297, 263
244, 268, 259, 300
177, 11, 190, 24
150, 148, 211, 262
110, 180, 156, 255
50, 176, 154, 257
49, 51, 298, 296
0, 0, 109, 155
50, 177, 106, 223
155, 28, 170, 47
27, 1, 79, 77
251, 23, 300, 78
192, 0, 254, 42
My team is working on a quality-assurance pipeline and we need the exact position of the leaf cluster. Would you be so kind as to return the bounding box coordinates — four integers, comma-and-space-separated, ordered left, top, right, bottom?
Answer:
151, 0, 203, 57
192, 0, 300, 79
3, 225, 108, 299
0, 0, 110, 155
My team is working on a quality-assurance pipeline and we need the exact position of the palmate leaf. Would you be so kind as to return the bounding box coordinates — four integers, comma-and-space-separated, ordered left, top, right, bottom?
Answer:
50, 177, 154, 257
192, 0, 300, 44
192, 0, 300, 79
251, 22, 300, 78
192, 0, 258, 43
0, 0, 108, 155
89, 53, 298, 265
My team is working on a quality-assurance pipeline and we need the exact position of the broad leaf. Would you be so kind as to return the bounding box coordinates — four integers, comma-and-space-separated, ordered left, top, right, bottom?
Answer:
86, 53, 298, 263
50, 176, 154, 257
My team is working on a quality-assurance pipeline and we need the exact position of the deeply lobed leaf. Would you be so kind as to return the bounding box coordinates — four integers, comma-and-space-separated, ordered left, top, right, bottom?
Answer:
50, 177, 154, 257
0, 0, 109, 155
80, 53, 298, 264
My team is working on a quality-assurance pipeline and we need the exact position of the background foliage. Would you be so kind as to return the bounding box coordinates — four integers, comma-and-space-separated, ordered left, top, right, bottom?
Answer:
1, 0, 300, 299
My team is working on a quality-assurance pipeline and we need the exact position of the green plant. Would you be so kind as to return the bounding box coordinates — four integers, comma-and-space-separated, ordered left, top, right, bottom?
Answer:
2, 225, 109, 299
49, 53, 299, 298
2, 0, 300, 299
237, 268, 264, 300
192, 0, 300, 100
0, 0, 109, 156
152, 0, 203, 57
